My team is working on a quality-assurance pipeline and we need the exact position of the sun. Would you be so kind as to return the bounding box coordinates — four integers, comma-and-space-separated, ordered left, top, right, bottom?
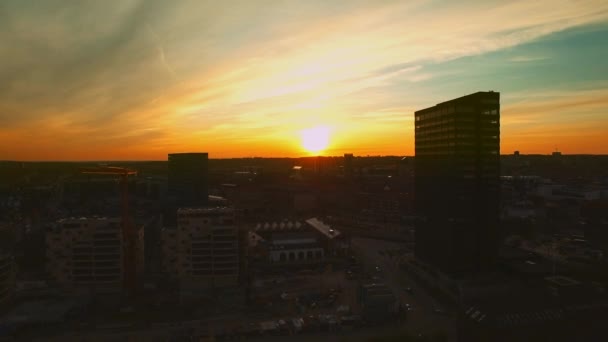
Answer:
300, 126, 331, 154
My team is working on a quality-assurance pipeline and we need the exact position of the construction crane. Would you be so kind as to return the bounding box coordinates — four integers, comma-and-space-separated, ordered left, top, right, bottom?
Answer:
80, 166, 138, 299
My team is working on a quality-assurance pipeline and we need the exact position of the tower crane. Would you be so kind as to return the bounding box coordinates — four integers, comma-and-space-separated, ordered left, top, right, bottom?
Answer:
79, 166, 138, 298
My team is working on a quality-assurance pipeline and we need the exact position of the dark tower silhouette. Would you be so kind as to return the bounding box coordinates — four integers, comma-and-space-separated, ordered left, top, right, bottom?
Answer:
168, 153, 209, 207
414, 91, 500, 275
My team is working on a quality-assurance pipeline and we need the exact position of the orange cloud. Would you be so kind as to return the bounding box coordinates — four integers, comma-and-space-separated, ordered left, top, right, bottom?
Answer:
2, 0, 608, 160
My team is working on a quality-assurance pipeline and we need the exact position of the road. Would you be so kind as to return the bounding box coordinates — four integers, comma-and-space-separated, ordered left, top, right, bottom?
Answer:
352, 238, 456, 341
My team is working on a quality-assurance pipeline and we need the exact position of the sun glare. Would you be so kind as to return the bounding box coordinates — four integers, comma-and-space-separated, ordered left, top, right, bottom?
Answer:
300, 126, 331, 154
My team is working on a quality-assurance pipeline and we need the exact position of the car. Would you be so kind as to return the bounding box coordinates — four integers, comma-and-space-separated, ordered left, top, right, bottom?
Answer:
433, 307, 448, 315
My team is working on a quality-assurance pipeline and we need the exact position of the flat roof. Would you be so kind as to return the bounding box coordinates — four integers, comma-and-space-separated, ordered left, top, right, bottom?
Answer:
168, 152, 208, 156
545, 275, 580, 287
306, 217, 340, 239
416, 91, 499, 114
177, 207, 233, 213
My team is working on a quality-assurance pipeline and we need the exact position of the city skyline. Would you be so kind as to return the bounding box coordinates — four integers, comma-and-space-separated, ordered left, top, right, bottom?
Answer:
2, 0, 608, 160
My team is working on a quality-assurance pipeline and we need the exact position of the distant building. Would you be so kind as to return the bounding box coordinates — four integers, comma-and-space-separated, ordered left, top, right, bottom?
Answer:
415, 91, 500, 275
136, 176, 167, 201
344, 153, 354, 178
0, 251, 16, 307
45, 217, 144, 294
162, 207, 239, 292
168, 153, 209, 207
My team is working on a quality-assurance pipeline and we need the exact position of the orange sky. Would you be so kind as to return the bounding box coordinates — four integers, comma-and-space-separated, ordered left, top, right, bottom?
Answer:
1, 0, 608, 160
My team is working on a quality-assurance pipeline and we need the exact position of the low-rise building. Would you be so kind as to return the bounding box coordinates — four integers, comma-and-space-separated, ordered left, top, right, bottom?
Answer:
358, 283, 398, 323
249, 218, 350, 266
45, 217, 144, 294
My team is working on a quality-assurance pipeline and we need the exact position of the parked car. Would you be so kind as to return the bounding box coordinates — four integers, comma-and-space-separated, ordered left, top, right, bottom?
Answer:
433, 307, 448, 315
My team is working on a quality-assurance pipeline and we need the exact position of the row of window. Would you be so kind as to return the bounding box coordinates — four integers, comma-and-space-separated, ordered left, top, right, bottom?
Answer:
178, 219, 235, 227
416, 107, 455, 121
416, 107, 498, 122
416, 149, 499, 156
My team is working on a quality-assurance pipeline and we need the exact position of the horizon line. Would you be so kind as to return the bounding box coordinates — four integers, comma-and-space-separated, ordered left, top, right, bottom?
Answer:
2, 153, 608, 163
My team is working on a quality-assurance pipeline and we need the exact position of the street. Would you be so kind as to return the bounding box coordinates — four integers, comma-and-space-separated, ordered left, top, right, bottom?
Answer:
352, 238, 456, 341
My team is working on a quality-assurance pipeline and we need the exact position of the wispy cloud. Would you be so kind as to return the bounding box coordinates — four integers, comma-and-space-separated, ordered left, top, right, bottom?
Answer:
509, 56, 549, 62
501, 87, 608, 153
1, 0, 608, 159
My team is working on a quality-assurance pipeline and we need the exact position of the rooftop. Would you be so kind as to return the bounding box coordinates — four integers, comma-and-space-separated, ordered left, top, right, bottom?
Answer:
177, 207, 234, 214
255, 221, 303, 231
57, 216, 117, 222
306, 217, 341, 239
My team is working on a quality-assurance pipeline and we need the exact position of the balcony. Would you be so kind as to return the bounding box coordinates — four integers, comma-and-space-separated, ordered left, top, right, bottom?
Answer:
94, 247, 120, 254
95, 268, 120, 275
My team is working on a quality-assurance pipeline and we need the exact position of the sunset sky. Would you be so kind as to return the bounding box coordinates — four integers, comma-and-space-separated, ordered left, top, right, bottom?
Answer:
1, 0, 608, 160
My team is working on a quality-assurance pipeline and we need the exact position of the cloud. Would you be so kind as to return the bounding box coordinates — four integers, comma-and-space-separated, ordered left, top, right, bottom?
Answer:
501, 87, 608, 153
1, 0, 608, 159
509, 56, 549, 62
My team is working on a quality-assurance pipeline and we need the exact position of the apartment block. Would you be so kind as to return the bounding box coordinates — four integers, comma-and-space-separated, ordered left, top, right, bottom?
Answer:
162, 207, 239, 291
46, 217, 144, 294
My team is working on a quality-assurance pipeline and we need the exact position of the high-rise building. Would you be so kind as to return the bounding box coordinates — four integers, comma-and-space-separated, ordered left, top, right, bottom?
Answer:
414, 91, 500, 275
168, 153, 209, 207
46, 217, 144, 294
0, 251, 15, 307
162, 207, 239, 292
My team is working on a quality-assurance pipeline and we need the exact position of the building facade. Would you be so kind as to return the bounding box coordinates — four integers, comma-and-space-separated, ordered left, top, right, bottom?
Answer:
249, 218, 349, 267
249, 222, 325, 265
168, 153, 209, 207
414, 91, 500, 275
46, 217, 144, 294
0, 252, 16, 308
162, 207, 239, 291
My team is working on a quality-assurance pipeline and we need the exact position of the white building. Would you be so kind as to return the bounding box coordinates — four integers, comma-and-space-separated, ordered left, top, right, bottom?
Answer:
162, 207, 239, 291
250, 218, 349, 265
46, 217, 144, 294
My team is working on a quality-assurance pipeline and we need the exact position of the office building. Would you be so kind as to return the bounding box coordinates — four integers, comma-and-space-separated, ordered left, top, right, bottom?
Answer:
414, 91, 500, 275
162, 207, 239, 292
46, 217, 144, 293
0, 252, 15, 307
168, 153, 209, 207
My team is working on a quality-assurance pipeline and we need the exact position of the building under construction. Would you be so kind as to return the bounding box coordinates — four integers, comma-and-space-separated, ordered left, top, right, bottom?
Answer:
161, 207, 239, 296
45, 216, 144, 294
